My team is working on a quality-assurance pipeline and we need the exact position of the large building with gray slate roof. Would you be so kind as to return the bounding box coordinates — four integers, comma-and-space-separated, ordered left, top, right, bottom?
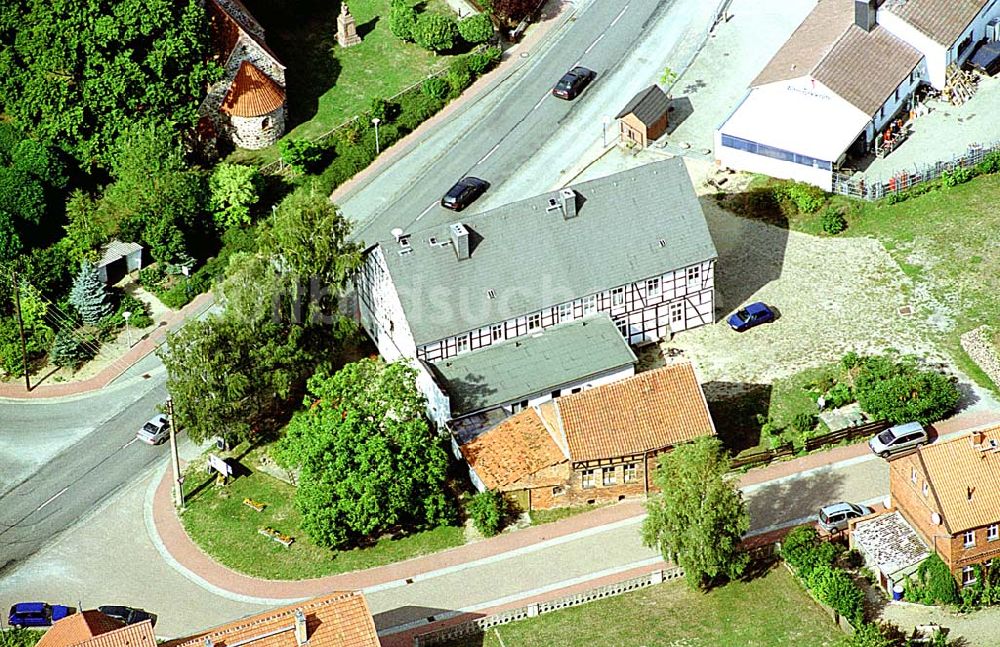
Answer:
356, 159, 717, 426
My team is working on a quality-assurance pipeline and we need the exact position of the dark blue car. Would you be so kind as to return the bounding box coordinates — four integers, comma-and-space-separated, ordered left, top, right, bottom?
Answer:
727, 302, 775, 331
8, 602, 72, 627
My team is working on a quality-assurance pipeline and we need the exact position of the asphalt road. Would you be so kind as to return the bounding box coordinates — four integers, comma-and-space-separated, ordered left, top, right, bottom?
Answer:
0, 379, 172, 575
352, 0, 685, 243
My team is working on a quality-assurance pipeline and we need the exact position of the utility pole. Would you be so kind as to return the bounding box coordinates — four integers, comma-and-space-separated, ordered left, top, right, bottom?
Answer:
11, 268, 30, 391
166, 396, 184, 509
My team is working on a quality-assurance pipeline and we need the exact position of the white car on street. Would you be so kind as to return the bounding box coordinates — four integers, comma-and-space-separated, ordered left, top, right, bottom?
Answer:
137, 414, 169, 445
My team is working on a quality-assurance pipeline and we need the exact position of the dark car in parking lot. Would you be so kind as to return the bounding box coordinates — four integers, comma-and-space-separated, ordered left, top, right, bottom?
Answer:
727, 302, 775, 331
552, 66, 596, 100
8, 602, 72, 627
98, 606, 155, 626
441, 177, 489, 212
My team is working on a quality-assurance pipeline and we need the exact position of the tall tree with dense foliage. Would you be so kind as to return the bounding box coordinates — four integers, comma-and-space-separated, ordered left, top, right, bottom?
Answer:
68, 261, 113, 325
274, 359, 454, 549
0, 0, 219, 165
0, 282, 54, 376
642, 437, 750, 589
209, 163, 261, 229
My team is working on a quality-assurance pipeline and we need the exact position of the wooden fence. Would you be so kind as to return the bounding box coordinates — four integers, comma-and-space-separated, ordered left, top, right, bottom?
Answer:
729, 419, 891, 470
831, 140, 1000, 201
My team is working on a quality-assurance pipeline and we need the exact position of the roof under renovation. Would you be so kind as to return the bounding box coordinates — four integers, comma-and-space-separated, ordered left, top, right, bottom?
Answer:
852, 511, 929, 579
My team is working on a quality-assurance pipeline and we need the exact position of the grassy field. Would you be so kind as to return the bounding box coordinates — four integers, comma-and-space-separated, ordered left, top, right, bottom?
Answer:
528, 503, 610, 526
233, 0, 459, 164
442, 564, 844, 647
180, 448, 465, 580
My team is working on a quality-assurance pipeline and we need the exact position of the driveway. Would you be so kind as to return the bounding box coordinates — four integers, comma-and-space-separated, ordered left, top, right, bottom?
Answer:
880, 600, 1000, 647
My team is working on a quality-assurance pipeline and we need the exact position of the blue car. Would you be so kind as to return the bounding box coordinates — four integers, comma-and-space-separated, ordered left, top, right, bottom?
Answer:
8, 602, 72, 627
727, 302, 775, 331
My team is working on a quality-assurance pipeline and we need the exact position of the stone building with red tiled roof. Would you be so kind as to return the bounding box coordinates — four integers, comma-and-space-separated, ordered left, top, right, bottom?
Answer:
888, 423, 1000, 587
455, 362, 716, 510
200, 0, 286, 150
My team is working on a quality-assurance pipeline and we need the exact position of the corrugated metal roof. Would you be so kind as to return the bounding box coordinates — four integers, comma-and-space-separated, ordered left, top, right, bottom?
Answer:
97, 240, 143, 268
557, 362, 716, 462
379, 158, 717, 345
887, 0, 989, 46
615, 85, 670, 126
221, 61, 286, 117
429, 315, 637, 417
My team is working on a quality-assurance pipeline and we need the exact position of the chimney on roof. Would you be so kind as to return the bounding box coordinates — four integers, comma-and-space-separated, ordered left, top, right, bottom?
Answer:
854, 0, 877, 32
559, 188, 578, 219
204, 639, 213, 647
967, 486, 975, 502
972, 430, 987, 447
450, 223, 470, 261
294, 609, 308, 646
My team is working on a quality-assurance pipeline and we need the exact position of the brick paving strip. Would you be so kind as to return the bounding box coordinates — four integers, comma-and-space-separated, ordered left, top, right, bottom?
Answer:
0, 292, 214, 400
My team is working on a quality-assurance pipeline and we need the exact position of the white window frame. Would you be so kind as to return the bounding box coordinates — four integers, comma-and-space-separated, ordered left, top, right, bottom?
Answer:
646, 277, 661, 298
686, 266, 701, 286
611, 287, 625, 307
962, 566, 976, 585
922, 482, 929, 497
581, 469, 595, 489
456, 335, 470, 354
670, 301, 683, 323
558, 303, 573, 323
527, 313, 541, 331
964, 530, 976, 548
602, 466, 616, 486
911, 467, 917, 484
989, 524, 999, 541
623, 463, 637, 484
582, 294, 597, 315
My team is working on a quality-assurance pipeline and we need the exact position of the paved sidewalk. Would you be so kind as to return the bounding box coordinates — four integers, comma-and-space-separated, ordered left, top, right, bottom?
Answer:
0, 293, 214, 400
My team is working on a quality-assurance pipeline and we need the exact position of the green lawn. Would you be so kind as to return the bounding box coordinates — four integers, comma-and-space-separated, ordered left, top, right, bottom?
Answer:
180, 448, 465, 580
233, 0, 459, 165
441, 565, 844, 647
528, 503, 610, 526
0, 629, 43, 647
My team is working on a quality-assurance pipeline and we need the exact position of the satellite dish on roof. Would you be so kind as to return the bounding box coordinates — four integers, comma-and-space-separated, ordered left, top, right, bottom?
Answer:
391, 227, 404, 241
932, 512, 942, 525
883, 496, 891, 510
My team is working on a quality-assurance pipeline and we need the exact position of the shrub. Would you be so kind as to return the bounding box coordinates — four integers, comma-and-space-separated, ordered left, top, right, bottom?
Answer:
853, 353, 960, 424
421, 77, 450, 101
781, 526, 820, 572
458, 13, 494, 44
825, 382, 853, 408
940, 166, 974, 187
468, 490, 508, 536
370, 96, 397, 123
812, 566, 865, 625
820, 208, 847, 234
388, 0, 418, 41
911, 553, 960, 605
138, 264, 166, 291
791, 412, 816, 434
279, 139, 323, 173
413, 13, 458, 53
50, 329, 97, 369
99, 294, 153, 332
447, 57, 473, 96
467, 45, 502, 75
399, 91, 445, 131
775, 181, 826, 214
976, 150, 1000, 175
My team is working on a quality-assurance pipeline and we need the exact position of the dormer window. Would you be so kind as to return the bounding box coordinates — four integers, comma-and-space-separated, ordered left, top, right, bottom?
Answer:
911, 467, 917, 484
922, 482, 929, 497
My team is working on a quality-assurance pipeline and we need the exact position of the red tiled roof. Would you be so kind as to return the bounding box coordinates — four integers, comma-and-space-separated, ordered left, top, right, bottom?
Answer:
557, 363, 716, 462
163, 592, 378, 647
220, 61, 285, 117
893, 425, 1000, 532
38, 612, 156, 647
460, 408, 568, 489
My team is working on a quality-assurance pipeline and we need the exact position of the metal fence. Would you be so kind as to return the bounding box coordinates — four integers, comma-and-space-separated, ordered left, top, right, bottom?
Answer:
729, 420, 890, 470
831, 140, 1000, 200
412, 566, 686, 647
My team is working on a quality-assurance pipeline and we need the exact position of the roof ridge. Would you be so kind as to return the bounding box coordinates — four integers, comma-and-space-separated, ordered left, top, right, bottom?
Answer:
811, 21, 858, 77
917, 448, 951, 535
542, 400, 570, 460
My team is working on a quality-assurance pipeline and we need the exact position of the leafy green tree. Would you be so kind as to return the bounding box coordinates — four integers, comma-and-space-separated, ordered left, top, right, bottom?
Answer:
854, 353, 960, 424
388, 0, 418, 41
422, 77, 450, 101
274, 359, 454, 548
68, 261, 113, 325
62, 191, 114, 263
412, 13, 458, 53
0, 282, 54, 376
0, 0, 220, 165
468, 490, 507, 536
642, 436, 750, 589
278, 139, 323, 173
0, 167, 46, 225
12, 139, 67, 189
209, 162, 260, 229
911, 553, 960, 605
457, 14, 494, 44
0, 212, 22, 264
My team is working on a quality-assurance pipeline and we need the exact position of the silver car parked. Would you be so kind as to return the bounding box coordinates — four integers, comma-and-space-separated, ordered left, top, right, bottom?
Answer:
868, 421, 927, 458
818, 502, 873, 533
137, 414, 170, 445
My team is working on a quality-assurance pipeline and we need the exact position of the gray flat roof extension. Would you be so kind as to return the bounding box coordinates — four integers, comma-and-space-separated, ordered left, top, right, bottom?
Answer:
427, 314, 637, 418
379, 158, 717, 345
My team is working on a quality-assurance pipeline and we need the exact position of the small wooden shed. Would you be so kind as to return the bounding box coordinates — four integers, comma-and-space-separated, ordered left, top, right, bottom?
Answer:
97, 240, 144, 285
616, 85, 670, 148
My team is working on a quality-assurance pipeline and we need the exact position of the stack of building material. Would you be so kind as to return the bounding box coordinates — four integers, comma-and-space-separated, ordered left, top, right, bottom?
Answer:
943, 63, 977, 105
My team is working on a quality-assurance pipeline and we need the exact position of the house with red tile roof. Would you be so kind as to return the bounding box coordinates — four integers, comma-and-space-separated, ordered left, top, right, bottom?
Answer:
34, 592, 378, 647
888, 423, 1000, 586
200, 0, 286, 150
455, 362, 716, 510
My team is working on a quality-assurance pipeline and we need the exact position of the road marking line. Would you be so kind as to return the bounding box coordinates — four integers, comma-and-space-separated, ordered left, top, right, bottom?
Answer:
415, 202, 436, 221
532, 94, 546, 110
584, 33, 604, 54
121, 437, 139, 449
37, 487, 69, 511
610, 5, 628, 27
478, 143, 500, 164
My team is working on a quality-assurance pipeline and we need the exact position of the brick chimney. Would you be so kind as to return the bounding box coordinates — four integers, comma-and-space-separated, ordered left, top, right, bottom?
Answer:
294, 609, 308, 646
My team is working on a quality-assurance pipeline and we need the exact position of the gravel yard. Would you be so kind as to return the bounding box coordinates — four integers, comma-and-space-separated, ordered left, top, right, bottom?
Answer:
879, 601, 1000, 647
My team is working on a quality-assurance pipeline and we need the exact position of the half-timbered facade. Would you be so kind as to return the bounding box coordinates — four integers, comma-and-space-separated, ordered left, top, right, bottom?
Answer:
357, 159, 718, 423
